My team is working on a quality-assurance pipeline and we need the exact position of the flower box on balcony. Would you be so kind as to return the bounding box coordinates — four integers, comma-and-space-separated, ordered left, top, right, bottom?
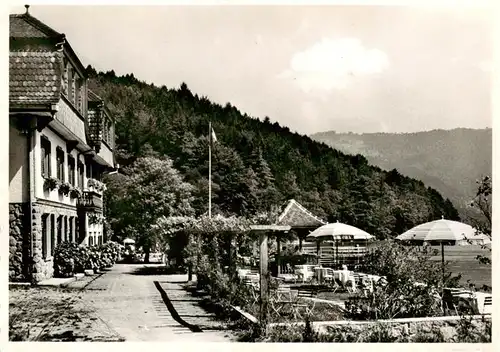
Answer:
87, 178, 107, 193
69, 187, 82, 199
43, 177, 60, 192
58, 182, 72, 196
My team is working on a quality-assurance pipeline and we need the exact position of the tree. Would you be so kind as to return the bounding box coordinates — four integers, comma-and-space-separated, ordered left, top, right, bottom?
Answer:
467, 175, 492, 265
89, 69, 461, 241
469, 175, 492, 236
106, 156, 195, 262
250, 148, 281, 212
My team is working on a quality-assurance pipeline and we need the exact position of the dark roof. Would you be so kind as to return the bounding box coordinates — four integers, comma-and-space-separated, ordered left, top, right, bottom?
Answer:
9, 50, 62, 106
87, 89, 103, 103
10, 13, 62, 39
276, 199, 327, 228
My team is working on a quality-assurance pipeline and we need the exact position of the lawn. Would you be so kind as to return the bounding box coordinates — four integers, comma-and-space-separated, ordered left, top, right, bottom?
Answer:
9, 286, 124, 342
429, 245, 492, 288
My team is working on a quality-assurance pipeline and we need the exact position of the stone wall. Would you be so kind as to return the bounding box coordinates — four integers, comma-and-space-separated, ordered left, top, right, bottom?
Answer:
9, 203, 30, 281
31, 201, 79, 282
269, 315, 492, 342
31, 203, 51, 282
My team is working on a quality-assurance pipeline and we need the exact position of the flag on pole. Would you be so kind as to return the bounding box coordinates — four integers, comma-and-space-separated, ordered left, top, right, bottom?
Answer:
211, 127, 217, 143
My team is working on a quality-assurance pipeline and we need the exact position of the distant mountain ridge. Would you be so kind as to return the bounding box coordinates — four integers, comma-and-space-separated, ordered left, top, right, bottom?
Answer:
311, 128, 492, 217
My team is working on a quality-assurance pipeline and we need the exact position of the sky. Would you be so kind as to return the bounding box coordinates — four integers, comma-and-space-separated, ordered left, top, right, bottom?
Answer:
9, 3, 493, 135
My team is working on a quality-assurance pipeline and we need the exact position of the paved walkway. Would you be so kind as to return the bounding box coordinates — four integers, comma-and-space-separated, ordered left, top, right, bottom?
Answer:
70, 264, 235, 342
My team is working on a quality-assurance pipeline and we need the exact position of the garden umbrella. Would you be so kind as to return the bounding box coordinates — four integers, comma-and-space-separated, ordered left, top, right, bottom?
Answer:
305, 221, 373, 241
123, 238, 135, 245
396, 217, 483, 285
305, 221, 373, 264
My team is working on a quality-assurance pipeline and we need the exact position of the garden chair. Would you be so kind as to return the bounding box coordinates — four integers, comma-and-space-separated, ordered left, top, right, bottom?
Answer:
244, 281, 260, 311
325, 274, 340, 294
270, 286, 301, 319
295, 288, 318, 317
481, 295, 492, 315
346, 273, 357, 294
323, 268, 335, 283
442, 288, 474, 316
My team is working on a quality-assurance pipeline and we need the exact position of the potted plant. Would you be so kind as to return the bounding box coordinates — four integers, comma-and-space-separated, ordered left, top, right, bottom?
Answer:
87, 178, 97, 190
43, 176, 60, 192
88, 213, 102, 225
87, 178, 107, 193
58, 181, 72, 196
69, 187, 82, 199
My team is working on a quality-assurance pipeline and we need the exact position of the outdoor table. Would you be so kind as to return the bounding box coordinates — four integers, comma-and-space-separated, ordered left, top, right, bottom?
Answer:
314, 267, 326, 282
295, 265, 316, 282
333, 270, 350, 284
360, 273, 381, 284
237, 269, 251, 278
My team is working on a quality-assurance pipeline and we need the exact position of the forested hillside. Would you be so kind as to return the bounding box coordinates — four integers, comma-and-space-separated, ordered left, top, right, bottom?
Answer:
86, 66, 459, 241
311, 129, 492, 216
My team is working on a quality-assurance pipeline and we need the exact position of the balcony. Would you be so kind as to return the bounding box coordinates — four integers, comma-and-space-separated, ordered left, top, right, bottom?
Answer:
77, 190, 102, 211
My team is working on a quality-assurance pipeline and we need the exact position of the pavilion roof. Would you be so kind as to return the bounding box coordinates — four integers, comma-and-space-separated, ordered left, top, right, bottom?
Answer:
275, 199, 326, 229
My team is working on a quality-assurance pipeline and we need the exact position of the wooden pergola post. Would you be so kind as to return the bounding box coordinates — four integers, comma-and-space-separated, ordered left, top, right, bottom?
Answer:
276, 235, 281, 276
250, 225, 290, 328
316, 240, 321, 265
259, 231, 269, 326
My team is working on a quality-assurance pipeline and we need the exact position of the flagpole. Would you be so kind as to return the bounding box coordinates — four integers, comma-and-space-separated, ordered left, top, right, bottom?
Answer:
208, 121, 212, 219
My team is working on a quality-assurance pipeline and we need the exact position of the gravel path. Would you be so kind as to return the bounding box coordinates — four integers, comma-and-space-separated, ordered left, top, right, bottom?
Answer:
78, 264, 236, 342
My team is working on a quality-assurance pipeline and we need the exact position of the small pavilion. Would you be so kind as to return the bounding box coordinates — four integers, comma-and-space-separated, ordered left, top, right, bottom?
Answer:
249, 199, 326, 324
273, 199, 326, 272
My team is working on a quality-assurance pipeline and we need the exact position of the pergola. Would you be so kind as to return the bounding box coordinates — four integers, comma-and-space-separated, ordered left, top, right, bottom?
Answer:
249, 199, 326, 325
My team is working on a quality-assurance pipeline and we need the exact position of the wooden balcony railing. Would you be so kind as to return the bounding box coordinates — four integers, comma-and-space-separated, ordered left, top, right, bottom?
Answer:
77, 190, 102, 210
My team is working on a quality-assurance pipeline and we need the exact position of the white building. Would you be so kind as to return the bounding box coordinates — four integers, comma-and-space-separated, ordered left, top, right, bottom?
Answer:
9, 7, 116, 282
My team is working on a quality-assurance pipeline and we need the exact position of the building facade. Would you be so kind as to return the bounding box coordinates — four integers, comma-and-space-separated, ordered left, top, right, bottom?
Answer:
9, 8, 116, 282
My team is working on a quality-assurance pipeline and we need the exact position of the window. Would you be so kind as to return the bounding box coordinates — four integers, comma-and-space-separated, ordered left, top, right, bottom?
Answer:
78, 161, 84, 188
50, 214, 56, 257
69, 217, 73, 243
56, 148, 65, 181
75, 78, 81, 111
86, 162, 91, 180
62, 58, 68, 96
68, 155, 75, 186
89, 234, 93, 246
71, 71, 76, 106
63, 216, 68, 242
102, 119, 108, 144
57, 216, 63, 245
92, 165, 102, 181
42, 214, 48, 258
104, 118, 114, 147
40, 137, 51, 178
75, 217, 80, 243
108, 120, 113, 146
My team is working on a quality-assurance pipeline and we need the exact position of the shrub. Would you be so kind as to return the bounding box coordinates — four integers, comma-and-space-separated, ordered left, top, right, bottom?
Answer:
83, 246, 102, 271
455, 316, 491, 342
74, 245, 90, 272
99, 241, 123, 267
345, 240, 458, 320
54, 242, 122, 277
53, 242, 80, 278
